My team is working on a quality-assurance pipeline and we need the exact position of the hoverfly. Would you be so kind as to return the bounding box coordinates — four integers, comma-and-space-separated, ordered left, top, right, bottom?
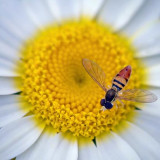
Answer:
82, 58, 157, 111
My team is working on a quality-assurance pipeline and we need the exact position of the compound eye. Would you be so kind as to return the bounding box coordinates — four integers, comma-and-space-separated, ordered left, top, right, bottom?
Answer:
105, 102, 113, 109
100, 99, 105, 106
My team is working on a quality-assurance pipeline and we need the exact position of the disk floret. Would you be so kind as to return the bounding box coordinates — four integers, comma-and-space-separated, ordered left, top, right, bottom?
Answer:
18, 20, 144, 138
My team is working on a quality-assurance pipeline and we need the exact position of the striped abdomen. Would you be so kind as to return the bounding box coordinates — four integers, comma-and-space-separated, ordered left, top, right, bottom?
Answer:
112, 66, 131, 91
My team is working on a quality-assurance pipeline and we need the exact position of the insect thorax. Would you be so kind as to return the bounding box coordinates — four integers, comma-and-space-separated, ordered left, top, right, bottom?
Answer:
105, 89, 117, 102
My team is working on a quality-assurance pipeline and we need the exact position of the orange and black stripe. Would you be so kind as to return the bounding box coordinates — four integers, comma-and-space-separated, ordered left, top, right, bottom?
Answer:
112, 76, 127, 91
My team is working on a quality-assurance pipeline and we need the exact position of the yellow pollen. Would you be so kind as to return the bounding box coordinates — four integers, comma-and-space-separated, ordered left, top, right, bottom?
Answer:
17, 19, 145, 138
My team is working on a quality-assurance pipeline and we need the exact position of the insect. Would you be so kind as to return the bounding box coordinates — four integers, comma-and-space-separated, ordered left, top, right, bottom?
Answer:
82, 58, 157, 110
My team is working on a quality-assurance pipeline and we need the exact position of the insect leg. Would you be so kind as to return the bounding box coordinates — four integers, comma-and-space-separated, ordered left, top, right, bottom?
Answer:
114, 101, 118, 109
117, 99, 125, 108
100, 106, 107, 111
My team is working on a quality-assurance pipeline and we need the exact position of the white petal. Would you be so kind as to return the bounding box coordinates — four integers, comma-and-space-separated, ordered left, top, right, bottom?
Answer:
22, 0, 55, 28
131, 21, 160, 58
123, 0, 160, 36
0, 58, 18, 77
97, 132, 140, 160
133, 20, 160, 58
0, 16, 26, 42
0, 27, 21, 50
0, 95, 28, 127
130, 111, 160, 143
52, 135, 78, 160
142, 64, 160, 87
46, 0, 81, 22
133, 21, 160, 49
17, 132, 62, 160
0, 77, 20, 95
78, 139, 102, 160
120, 121, 160, 160
142, 102, 160, 116
137, 41, 160, 58
139, 51, 160, 66
0, 0, 37, 47
0, 116, 44, 160
0, 94, 20, 105
98, 0, 144, 30
82, 0, 104, 18
0, 103, 26, 127
0, 41, 20, 61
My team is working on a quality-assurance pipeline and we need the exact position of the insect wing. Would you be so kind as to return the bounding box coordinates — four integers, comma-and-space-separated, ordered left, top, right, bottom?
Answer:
117, 89, 157, 103
82, 58, 107, 92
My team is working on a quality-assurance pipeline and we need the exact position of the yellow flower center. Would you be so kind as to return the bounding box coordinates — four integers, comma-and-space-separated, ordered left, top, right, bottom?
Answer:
17, 20, 145, 138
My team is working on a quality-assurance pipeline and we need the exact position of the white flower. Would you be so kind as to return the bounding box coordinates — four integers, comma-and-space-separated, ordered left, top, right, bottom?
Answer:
0, 0, 160, 160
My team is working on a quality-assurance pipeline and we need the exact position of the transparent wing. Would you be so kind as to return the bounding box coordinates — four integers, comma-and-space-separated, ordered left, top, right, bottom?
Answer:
118, 89, 157, 103
82, 58, 107, 92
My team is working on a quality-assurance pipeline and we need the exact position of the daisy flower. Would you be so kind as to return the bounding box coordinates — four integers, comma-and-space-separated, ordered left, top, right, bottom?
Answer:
0, 0, 160, 160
